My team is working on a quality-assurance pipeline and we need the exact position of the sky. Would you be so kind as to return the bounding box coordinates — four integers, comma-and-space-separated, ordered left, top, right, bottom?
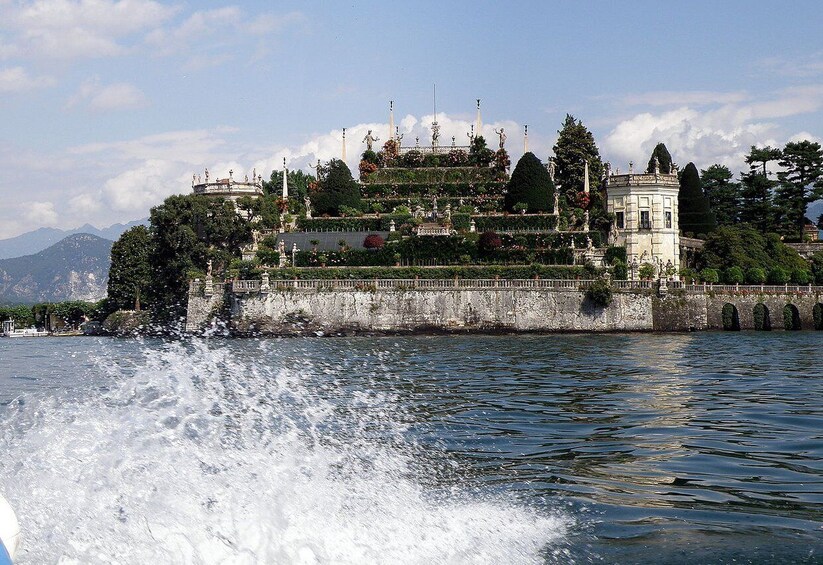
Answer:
2, 0, 823, 238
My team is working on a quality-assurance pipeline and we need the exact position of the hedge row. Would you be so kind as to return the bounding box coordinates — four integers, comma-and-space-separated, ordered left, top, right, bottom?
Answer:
364, 166, 499, 185
473, 214, 559, 232
269, 264, 594, 280
361, 181, 506, 198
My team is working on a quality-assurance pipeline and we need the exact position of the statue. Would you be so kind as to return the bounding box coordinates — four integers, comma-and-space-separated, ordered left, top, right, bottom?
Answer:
547, 157, 556, 182
467, 125, 475, 142
204, 168, 209, 182
671, 162, 678, 174
553, 191, 560, 215
431, 121, 440, 146
244, 174, 249, 182
609, 221, 620, 244
304, 196, 312, 219
192, 173, 196, 186
604, 162, 611, 179
362, 130, 379, 151
494, 128, 506, 149
653, 155, 660, 175
451, 136, 456, 147
206, 259, 213, 277
395, 126, 403, 145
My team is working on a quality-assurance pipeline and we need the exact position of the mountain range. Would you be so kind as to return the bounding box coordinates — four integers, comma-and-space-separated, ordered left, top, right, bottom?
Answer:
0, 234, 113, 304
0, 219, 147, 260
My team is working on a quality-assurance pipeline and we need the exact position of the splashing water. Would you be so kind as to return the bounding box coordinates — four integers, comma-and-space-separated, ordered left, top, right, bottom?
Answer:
0, 340, 567, 564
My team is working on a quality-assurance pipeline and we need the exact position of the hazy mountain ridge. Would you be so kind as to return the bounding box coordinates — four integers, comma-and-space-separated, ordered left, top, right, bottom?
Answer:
0, 234, 113, 304
0, 218, 147, 260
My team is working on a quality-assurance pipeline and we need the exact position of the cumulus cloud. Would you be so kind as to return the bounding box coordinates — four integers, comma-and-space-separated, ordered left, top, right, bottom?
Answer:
602, 86, 823, 171
66, 78, 148, 111
24, 201, 58, 225
0, 66, 55, 92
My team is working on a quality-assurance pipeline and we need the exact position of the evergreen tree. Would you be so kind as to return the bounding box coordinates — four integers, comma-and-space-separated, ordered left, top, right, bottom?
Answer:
264, 169, 315, 204
107, 225, 153, 311
646, 142, 673, 174
504, 152, 555, 213
552, 114, 604, 204
775, 140, 823, 241
745, 145, 782, 177
701, 164, 740, 226
311, 159, 362, 216
678, 162, 716, 236
148, 194, 252, 321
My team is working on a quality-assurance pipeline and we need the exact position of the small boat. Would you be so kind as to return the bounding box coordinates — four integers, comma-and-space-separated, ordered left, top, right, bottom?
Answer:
2, 320, 49, 338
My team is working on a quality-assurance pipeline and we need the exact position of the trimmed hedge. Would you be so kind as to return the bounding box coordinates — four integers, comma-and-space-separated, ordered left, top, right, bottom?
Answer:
363, 166, 498, 185
361, 181, 506, 198
297, 217, 383, 231
473, 214, 559, 232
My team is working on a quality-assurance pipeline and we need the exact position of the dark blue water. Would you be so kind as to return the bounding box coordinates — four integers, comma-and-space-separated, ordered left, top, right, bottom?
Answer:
0, 333, 820, 563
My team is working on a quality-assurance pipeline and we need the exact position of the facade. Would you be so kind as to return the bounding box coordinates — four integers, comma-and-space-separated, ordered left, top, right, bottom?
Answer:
606, 171, 680, 278
192, 169, 263, 202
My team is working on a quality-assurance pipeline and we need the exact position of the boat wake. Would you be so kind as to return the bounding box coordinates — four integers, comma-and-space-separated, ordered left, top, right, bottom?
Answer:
0, 340, 568, 564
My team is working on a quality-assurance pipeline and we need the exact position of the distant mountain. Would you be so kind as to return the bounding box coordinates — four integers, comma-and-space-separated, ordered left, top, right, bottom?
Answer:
808, 200, 823, 224
0, 218, 147, 260
0, 234, 112, 304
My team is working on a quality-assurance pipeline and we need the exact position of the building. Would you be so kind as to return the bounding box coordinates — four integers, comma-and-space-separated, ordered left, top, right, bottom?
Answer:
606, 167, 680, 278
192, 168, 263, 202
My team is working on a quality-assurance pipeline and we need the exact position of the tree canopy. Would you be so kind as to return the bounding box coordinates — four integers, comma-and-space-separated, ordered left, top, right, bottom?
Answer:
700, 225, 808, 275
701, 164, 740, 226
774, 140, 823, 240
107, 225, 152, 311
646, 142, 673, 174
504, 152, 554, 213
678, 162, 716, 237
552, 114, 604, 201
311, 159, 362, 216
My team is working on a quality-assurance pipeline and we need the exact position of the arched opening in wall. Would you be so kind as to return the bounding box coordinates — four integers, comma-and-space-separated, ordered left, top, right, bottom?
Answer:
783, 304, 801, 330
722, 303, 740, 331
753, 303, 771, 331
814, 303, 823, 330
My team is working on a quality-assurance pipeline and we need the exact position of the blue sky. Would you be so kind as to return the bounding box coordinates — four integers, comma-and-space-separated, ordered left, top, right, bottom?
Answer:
2, 0, 823, 238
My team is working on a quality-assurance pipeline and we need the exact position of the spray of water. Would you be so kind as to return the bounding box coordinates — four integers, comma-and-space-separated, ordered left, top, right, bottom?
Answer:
0, 340, 567, 564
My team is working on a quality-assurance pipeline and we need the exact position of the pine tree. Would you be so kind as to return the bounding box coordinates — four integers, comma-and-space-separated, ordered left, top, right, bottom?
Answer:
678, 162, 716, 237
552, 114, 604, 203
701, 164, 740, 226
739, 146, 780, 232
646, 142, 673, 174
775, 140, 823, 241
312, 159, 362, 216
108, 225, 152, 311
504, 152, 555, 213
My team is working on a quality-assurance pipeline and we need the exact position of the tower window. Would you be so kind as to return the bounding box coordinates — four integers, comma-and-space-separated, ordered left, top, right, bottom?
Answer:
640, 210, 651, 229
665, 211, 672, 229
616, 212, 624, 229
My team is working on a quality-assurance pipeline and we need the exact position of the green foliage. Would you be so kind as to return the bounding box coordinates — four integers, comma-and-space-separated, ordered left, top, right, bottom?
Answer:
604, 246, 627, 265
552, 114, 604, 205
148, 194, 252, 321
813, 303, 823, 330
724, 266, 744, 284
504, 152, 554, 213
264, 169, 314, 209
269, 264, 591, 281
108, 225, 153, 311
362, 150, 378, 164
722, 303, 740, 331
775, 140, 823, 240
586, 277, 613, 307
792, 268, 811, 285
469, 136, 495, 166
810, 250, 823, 284
0, 304, 35, 327
700, 225, 809, 275
451, 213, 471, 231
472, 214, 558, 232
746, 267, 766, 284
297, 217, 383, 231
646, 142, 673, 174
767, 266, 790, 284
783, 304, 802, 330
679, 163, 716, 236
638, 263, 656, 280
312, 159, 362, 216
753, 303, 771, 331
701, 164, 740, 226
612, 260, 628, 280
700, 268, 719, 283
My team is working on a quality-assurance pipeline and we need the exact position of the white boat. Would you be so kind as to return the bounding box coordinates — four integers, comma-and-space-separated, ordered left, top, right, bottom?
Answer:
2, 320, 49, 338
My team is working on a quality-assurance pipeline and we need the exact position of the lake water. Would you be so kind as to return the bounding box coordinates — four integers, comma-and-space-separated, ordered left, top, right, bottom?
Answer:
0, 333, 820, 564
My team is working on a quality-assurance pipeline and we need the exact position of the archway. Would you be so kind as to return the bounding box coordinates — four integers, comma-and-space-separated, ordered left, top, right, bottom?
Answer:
783, 304, 801, 330
753, 303, 771, 331
722, 303, 740, 331
814, 303, 823, 330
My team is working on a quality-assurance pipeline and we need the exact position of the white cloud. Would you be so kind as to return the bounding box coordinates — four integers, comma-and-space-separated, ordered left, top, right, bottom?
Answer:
24, 201, 58, 225
758, 52, 823, 78
145, 7, 242, 56
66, 78, 148, 111
602, 86, 823, 171
621, 90, 749, 107
0, 66, 55, 92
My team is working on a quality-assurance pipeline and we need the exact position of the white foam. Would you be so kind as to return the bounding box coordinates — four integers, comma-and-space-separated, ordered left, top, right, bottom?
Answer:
0, 341, 567, 564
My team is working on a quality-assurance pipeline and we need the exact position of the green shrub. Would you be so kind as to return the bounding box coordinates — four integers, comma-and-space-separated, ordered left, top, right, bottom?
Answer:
753, 303, 771, 330
783, 304, 801, 330
604, 246, 627, 266
724, 266, 744, 284
679, 267, 698, 284
746, 267, 767, 284
451, 213, 471, 231
612, 260, 628, 280
586, 277, 613, 307
700, 268, 719, 283
639, 263, 656, 280
767, 266, 790, 284
504, 152, 554, 213
791, 269, 811, 284
722, 303, 740, 331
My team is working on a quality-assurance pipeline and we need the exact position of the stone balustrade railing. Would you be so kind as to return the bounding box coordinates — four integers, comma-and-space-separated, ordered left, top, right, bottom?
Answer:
606, 173, 679, 187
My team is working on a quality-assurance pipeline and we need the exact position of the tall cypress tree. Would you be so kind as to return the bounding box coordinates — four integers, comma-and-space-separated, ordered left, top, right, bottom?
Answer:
679, 162, 716, 237
646, 142, 673, 174
504, 152, 555, 213
552, 114, 604, 201
312, 159, 362, 216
